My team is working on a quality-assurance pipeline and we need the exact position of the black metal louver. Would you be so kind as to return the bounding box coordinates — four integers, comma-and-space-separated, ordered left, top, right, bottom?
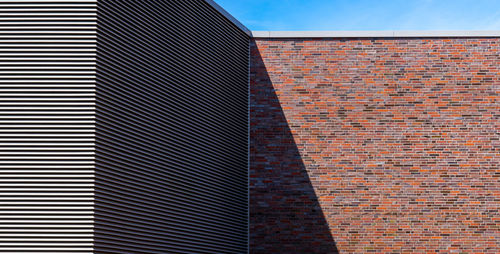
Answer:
95, 0, 249, 253
0, 0, 97, 253
0, 0, 249, 253
0, 0, 96, 253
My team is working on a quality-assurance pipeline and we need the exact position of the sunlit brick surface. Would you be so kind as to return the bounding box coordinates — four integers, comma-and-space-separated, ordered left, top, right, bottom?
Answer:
250, 38, 500, 253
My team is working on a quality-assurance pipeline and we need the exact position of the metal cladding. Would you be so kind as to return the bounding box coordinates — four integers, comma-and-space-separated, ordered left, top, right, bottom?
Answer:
0, 0, 96, 253
0, 0, 249, 253
95, 1, 249, 253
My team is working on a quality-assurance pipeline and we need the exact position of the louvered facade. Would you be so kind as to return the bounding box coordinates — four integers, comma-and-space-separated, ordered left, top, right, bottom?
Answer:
0, 0, 96, 253
1, 0, 249, 253
95, 0, 249, 253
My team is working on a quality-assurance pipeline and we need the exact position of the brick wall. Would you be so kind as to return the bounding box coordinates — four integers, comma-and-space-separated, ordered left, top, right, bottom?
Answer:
250, 38, 500, 253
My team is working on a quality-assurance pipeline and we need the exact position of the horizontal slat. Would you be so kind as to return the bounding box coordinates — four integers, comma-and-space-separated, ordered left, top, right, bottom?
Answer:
96, 0, 248, 253
0, 0, 95, 252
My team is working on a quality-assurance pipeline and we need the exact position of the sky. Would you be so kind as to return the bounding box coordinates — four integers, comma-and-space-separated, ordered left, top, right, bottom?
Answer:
214, 0, 500, 31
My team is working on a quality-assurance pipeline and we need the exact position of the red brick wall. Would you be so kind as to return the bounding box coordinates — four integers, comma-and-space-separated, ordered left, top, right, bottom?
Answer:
250, 38, 500, 253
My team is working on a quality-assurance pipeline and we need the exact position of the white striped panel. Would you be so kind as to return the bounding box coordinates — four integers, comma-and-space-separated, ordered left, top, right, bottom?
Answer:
0, 0, 96, 253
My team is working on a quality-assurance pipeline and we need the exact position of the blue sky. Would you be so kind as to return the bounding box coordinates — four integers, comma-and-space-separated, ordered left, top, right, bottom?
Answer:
214, 0, 500, 31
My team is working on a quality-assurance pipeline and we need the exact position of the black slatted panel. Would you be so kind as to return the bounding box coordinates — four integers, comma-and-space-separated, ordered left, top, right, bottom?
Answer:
95, 0, 249, 253
0, 0, 96, 253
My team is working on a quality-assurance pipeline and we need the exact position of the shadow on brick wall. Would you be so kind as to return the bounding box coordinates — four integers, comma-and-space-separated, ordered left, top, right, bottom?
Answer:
250, 43, 338, 254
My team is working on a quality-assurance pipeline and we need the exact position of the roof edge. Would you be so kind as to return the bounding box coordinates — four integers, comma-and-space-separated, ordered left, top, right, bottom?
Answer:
205, 0, 251, 36
251, 30, 500, 38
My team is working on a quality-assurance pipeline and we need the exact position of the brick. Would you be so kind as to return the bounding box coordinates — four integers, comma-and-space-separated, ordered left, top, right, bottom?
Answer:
250, 38, 500, 253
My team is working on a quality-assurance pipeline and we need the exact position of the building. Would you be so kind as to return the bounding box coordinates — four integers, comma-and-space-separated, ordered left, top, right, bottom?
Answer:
0, 0, 498, 253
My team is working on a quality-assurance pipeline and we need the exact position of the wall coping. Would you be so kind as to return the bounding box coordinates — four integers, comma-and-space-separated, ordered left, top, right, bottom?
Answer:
205, 0, 252, 36
251, 30, 500, 38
